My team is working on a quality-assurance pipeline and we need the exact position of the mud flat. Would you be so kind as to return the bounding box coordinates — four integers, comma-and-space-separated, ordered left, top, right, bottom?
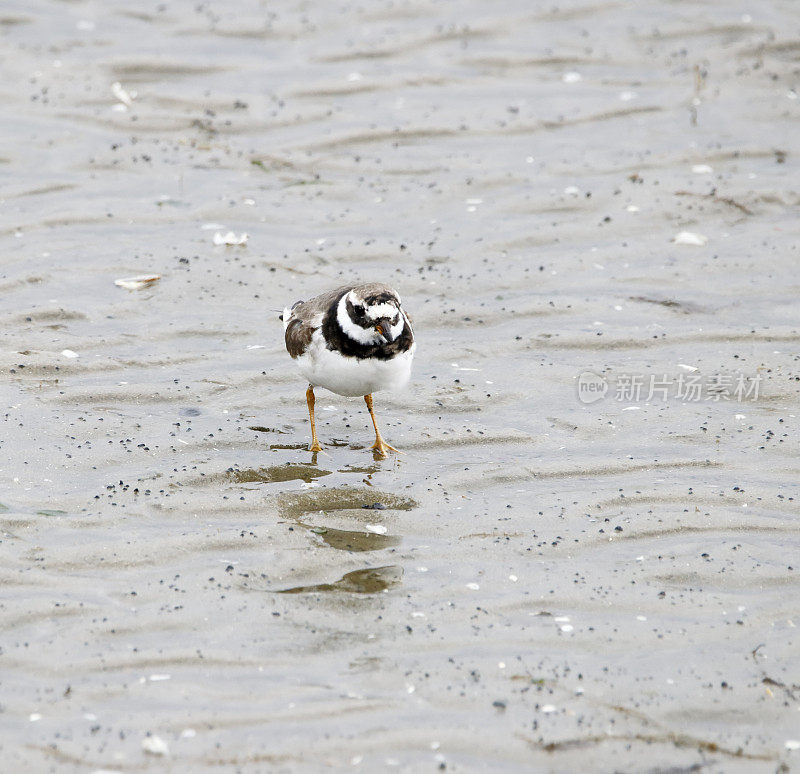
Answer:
1, 0, 798, 771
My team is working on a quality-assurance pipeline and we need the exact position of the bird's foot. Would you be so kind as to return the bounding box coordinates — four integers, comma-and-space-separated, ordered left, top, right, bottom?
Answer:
309, 441, 323, 453
371, 438, 400, 457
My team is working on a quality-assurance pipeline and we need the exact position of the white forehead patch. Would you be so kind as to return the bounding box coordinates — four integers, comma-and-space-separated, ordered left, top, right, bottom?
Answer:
365, 302, 398, 321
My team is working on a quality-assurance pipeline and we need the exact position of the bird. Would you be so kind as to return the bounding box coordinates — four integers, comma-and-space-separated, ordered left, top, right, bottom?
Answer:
282, 282, 415, 456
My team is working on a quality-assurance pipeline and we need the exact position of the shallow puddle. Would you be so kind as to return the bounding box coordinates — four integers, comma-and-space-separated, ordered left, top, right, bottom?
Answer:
278, 486, 417, 521
226, 464, 331, 485
277, 565, 403, 594
302, 523, 401, 552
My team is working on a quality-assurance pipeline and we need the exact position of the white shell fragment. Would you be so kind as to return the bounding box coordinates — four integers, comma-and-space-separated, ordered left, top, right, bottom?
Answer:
213, 231, 248, 246
61, 349, 79, 359
141, 735, 170, 756
673, 231, 708, 246
691, 164, 713, 174
365, 524, 387, 535
111, 81, 135, 107
115, 274, 161, 291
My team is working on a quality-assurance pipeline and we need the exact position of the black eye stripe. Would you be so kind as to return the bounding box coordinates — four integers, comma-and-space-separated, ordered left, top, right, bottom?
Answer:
346, 299, 373, 329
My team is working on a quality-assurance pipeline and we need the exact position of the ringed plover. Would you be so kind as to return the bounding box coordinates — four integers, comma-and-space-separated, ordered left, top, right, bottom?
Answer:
282, 282, 415, 456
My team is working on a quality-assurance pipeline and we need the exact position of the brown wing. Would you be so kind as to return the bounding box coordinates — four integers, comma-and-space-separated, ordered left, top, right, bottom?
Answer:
284, 285, 354, 358
285, 318, 314, 358
287, 285, 353, 324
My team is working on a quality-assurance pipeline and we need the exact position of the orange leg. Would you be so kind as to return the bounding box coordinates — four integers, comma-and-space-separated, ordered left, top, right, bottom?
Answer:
306, 385, 323, 452
364, 394, 400, 456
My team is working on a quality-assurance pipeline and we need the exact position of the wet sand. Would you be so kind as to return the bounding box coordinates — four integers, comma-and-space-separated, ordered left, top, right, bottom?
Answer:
1, 0, 799, 771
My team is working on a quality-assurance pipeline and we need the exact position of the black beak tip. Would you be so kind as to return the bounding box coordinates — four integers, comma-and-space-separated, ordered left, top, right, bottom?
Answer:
376, 322, 395, 343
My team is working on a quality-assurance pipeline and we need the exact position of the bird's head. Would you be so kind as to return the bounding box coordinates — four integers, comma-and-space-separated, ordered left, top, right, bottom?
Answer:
340, 285, 405, 345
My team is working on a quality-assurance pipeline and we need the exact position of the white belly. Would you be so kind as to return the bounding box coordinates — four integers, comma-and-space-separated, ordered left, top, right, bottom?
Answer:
294, 329, 415, 397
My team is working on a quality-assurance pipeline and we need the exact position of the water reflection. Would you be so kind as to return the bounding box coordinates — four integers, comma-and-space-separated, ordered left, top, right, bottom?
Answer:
277, 565, 403, 594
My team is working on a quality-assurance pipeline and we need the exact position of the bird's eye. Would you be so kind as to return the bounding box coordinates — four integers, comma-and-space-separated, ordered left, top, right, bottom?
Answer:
353, 304, 364, 315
